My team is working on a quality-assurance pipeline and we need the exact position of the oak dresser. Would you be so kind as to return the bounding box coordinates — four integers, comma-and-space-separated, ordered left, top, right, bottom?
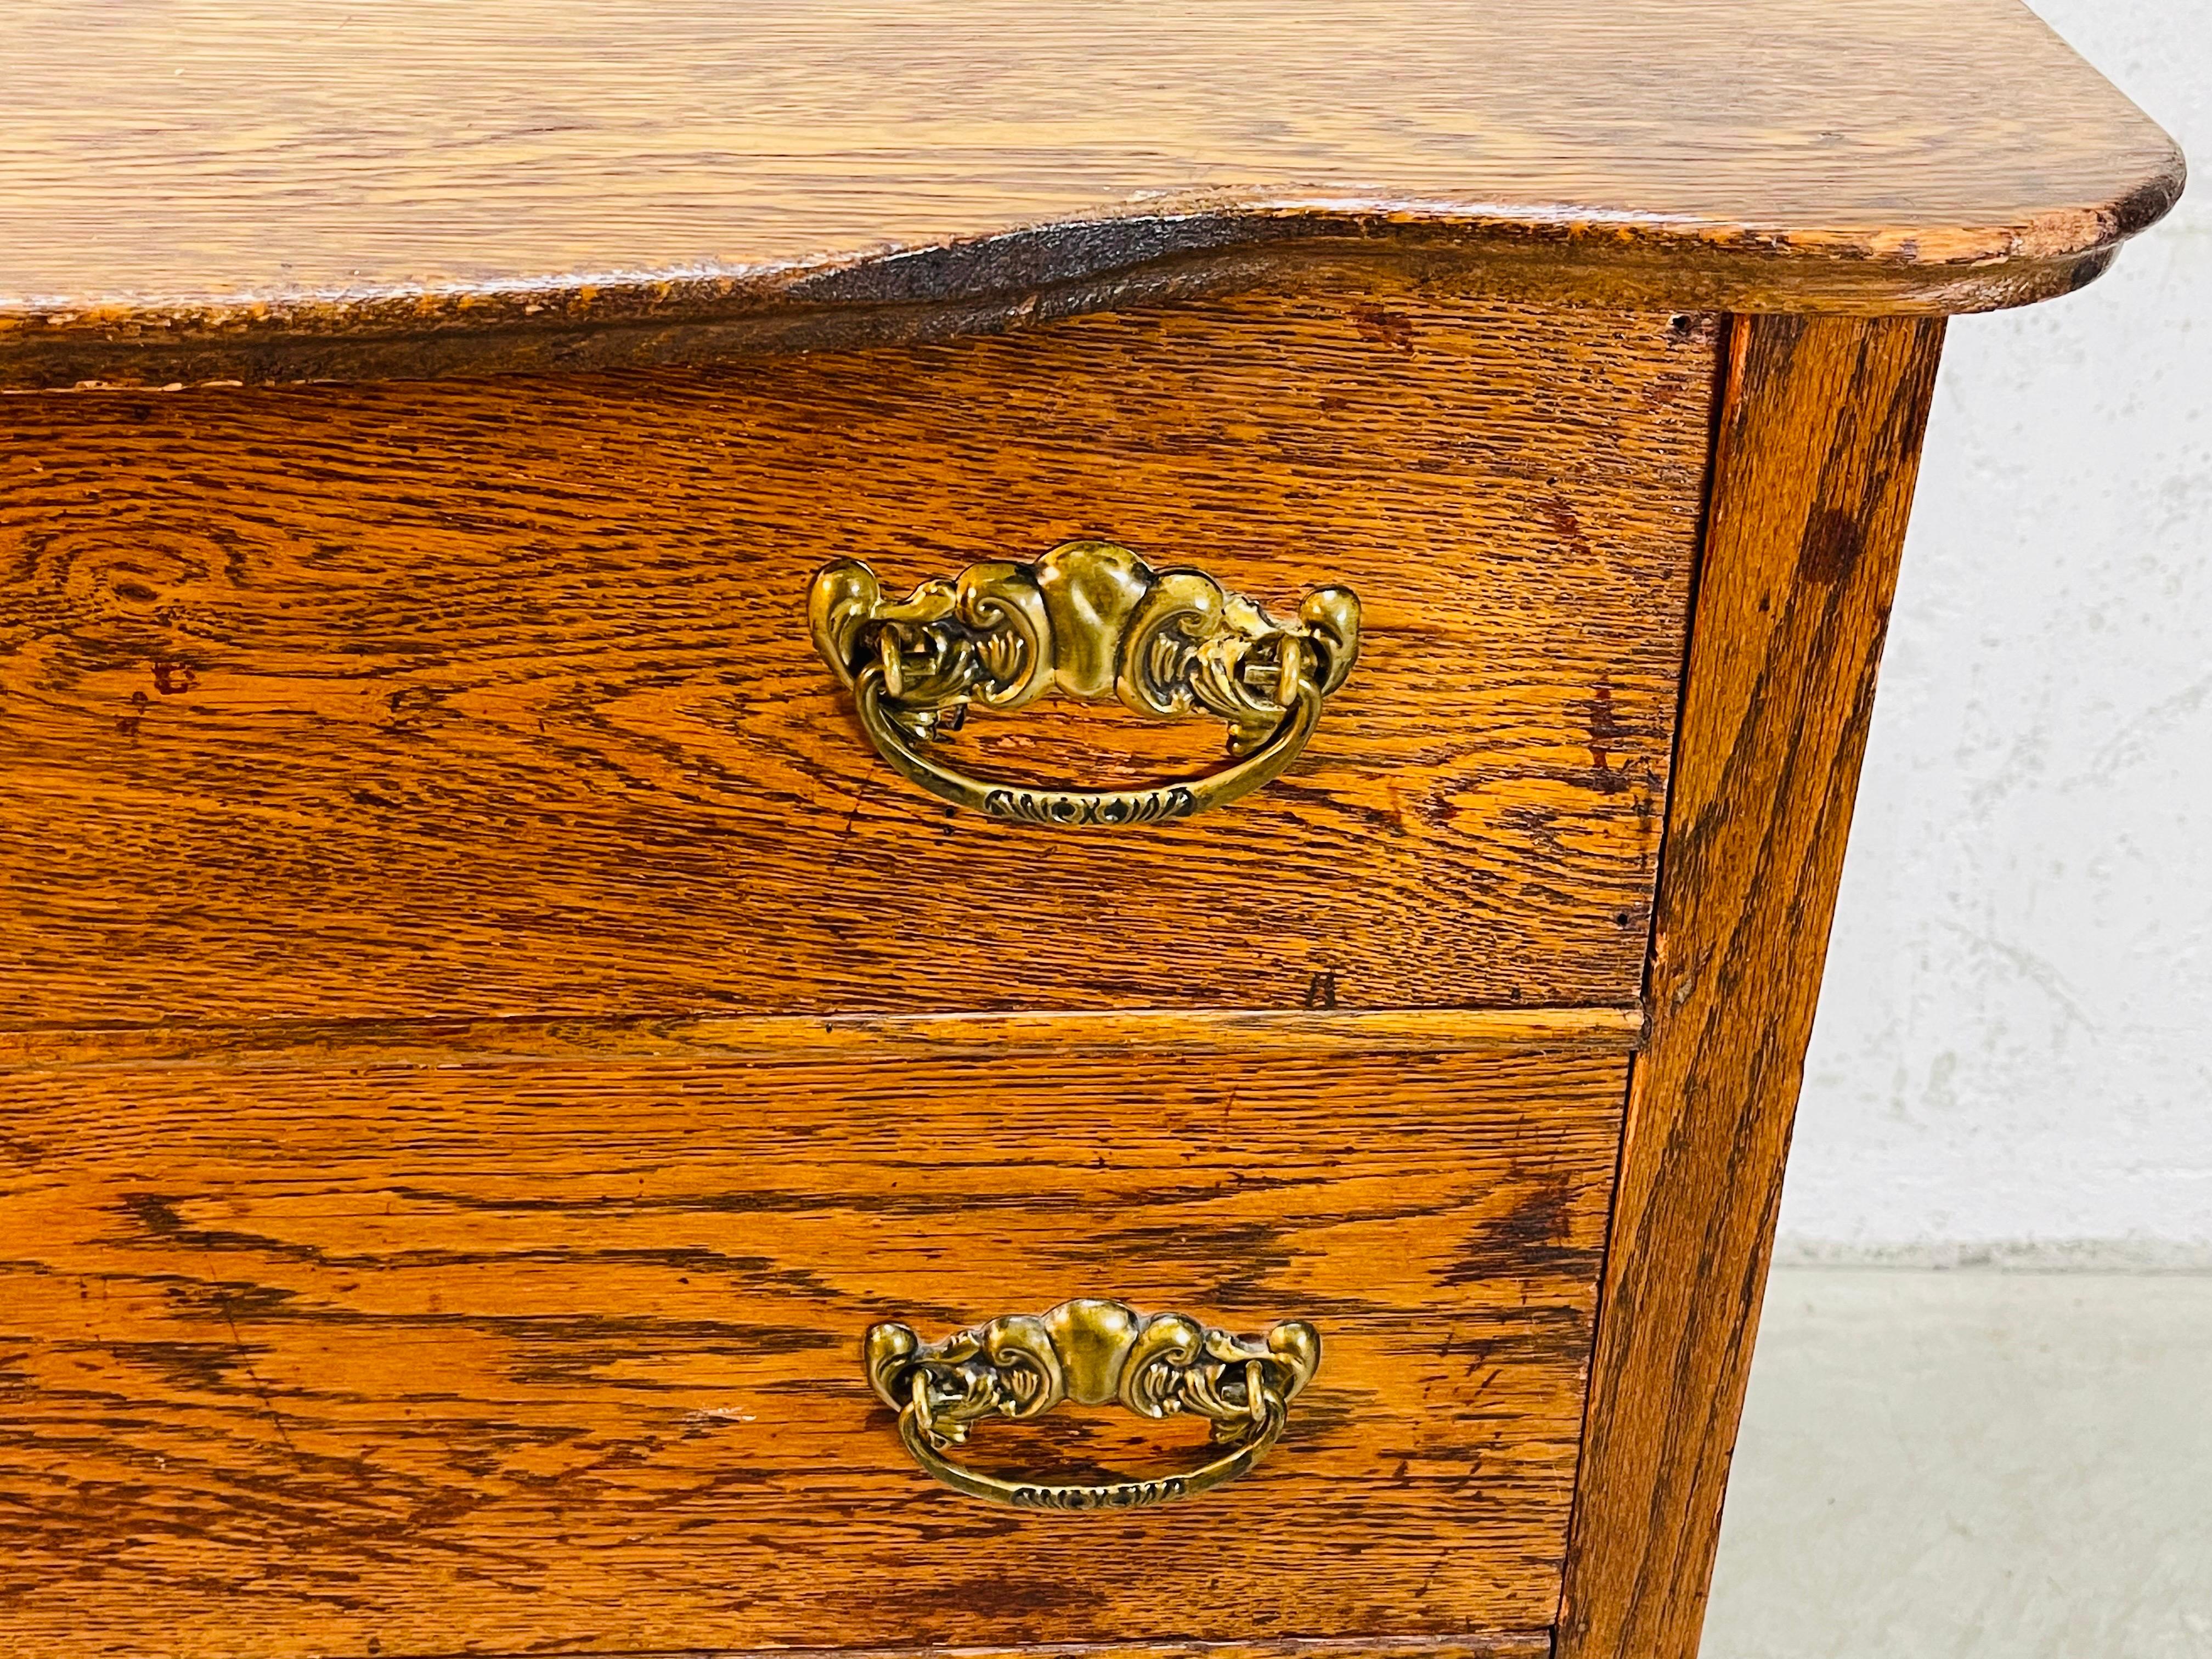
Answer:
0, 4, 2183, 1659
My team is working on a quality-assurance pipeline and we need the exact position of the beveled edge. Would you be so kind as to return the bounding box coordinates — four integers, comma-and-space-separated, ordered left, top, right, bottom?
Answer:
377, 1637, 1553, 1659
0, 1003, 1646, 1073
0, 171, 2183, 392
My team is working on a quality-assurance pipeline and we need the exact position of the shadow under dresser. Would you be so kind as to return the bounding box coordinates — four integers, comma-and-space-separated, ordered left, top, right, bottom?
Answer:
0, 5, 2182, 1659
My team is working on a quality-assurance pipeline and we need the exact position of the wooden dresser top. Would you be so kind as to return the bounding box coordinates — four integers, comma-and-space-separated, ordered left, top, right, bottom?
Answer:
0, 0, 2182, 386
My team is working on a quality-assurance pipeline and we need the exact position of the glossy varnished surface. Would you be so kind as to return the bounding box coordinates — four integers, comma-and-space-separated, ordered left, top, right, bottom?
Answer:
0, 291, 1711, 1025
0, 1047, 1623, 1657
0, 0, 2183, 386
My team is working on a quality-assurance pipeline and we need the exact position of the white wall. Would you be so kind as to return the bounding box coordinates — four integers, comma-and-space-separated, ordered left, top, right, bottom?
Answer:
1778, 0, 2212, 1265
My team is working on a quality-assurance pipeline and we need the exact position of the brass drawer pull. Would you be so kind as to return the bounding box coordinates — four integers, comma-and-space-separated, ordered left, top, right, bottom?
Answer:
808, 540, 1359, 825
864, 1297, 1321, 1509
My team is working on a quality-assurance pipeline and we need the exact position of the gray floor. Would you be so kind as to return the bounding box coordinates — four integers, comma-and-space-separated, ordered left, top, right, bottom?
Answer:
1702, 1268, 2212, 1658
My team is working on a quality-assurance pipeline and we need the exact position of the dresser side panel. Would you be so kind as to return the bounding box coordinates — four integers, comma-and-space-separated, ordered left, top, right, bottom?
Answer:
1556, 313, 1946, 1659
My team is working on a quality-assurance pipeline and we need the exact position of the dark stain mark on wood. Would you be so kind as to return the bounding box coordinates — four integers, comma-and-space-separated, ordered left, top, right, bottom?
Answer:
1539, 494, 1598, 562
1348, 304, 1417, 352
1797, 504, 1866, 584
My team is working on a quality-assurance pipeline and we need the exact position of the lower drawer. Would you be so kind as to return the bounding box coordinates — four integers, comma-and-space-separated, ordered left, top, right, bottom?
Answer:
0, 1043, 1624, 1659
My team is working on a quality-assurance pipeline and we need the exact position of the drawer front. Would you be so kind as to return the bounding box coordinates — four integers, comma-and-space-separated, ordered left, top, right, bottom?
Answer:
0, 292, 1713, 1025
0, 1044, 1622, 1659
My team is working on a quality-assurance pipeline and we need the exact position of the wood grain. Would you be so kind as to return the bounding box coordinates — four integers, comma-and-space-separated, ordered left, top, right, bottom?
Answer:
0, 291, 1711, 1026
0, 1046, 1624, 1658
0, 0, 2182, 388
1554, 314, 1947, 1659
488, 1640, 1555, 1659
0, 1003, 1646, 1073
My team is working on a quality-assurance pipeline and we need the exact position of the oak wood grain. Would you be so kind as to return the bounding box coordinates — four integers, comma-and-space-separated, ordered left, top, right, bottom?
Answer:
0, 0, 2182, 388
477, 1640, 1555, 1659
1554, 314, 1947, 1659
0, 1003, 1646, 1073
0, 291, 1711, 1026
0, 1046, 1624, 1658
424, 1642, 1556, 1659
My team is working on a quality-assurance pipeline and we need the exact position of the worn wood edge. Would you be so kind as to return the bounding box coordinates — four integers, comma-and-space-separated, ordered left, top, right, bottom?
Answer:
1554, 313, 1947, 1659
0, 190, 2169, 391
380, 1637, 1553, 1659
0, 1003, 1647, 1073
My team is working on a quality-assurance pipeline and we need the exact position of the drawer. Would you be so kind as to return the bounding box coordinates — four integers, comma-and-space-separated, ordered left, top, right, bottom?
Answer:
0, 290, 1713, 1026
0, 1040, 1624, 1659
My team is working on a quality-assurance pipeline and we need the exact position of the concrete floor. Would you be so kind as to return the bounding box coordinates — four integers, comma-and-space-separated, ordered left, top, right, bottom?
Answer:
1701, 1268, 2212, 1658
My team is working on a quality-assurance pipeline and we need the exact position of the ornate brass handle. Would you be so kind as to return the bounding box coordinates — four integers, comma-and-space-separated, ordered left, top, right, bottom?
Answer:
808, 540, 1359, 825
864, 1297, 1321, 1510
